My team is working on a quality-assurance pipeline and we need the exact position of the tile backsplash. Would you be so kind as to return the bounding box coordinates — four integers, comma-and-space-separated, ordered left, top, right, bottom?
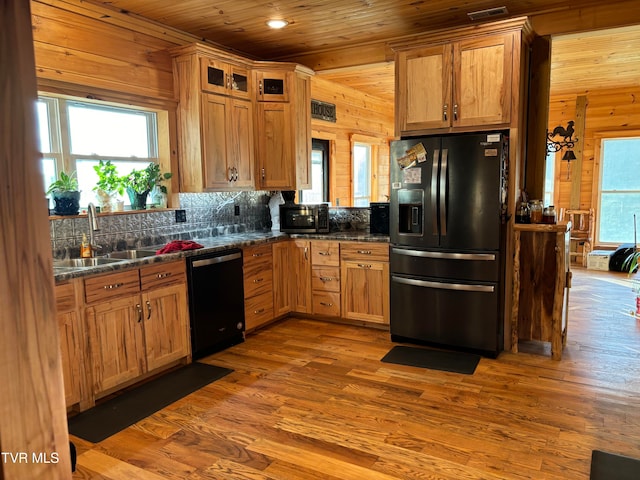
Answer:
49, 192, 373, 259
50, 191, 271, 259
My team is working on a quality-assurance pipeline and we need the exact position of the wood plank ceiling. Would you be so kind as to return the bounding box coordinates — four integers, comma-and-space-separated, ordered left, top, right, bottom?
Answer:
89, 0, 640, 102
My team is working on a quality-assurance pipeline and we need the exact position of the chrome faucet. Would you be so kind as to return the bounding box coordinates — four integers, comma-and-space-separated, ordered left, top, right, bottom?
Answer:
87, 202, 101, 257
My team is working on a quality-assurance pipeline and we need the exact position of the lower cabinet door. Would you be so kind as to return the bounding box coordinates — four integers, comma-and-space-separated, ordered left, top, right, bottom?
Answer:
57, 309, 84, 407
142, 283, 190, 372
341, 260, 390, 324
86, 295, 146, 395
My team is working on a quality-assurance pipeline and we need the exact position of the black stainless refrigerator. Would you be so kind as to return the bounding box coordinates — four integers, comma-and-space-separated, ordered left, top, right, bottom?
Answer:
389, 131, 509, 357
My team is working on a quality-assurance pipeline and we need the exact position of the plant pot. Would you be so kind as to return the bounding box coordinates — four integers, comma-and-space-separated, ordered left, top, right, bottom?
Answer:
127, 187, 149, 210
52, 191, 80, 215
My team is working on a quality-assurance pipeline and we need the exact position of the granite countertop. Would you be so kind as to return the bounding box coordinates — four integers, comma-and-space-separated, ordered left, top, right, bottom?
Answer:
53, 230, 390, 283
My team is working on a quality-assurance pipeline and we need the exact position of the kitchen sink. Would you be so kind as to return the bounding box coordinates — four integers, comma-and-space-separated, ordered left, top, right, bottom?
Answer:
104, 249, 157, 259
53, 257, 125, 268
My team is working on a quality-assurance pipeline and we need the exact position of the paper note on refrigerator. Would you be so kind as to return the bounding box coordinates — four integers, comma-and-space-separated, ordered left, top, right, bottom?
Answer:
403, 167, 421, 184
397, 143, 427, 169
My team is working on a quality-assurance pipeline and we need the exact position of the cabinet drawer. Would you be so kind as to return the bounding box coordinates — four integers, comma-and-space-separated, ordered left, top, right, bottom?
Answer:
84, 269, 140, 304
244, 291, 274, 330
244, 269, 273, 298
312, 292, 341, 317
55, 281, 77, 313
340, 242, 389, 262
311, 241, 340, 266
244, 243, 273, 263
140, 261, 186, 291
311, 267, 340, 292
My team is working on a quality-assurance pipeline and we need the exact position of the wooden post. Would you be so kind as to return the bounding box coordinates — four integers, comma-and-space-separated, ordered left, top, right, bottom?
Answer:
569, 95, 588, 208
0, 2, 72, 479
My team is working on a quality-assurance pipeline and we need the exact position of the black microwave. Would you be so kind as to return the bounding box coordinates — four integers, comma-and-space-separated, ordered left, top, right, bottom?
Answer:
279, 204, 330, 233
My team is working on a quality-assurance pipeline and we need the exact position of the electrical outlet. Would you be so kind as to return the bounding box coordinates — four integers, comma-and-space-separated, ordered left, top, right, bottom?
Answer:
175, 209, 187, 223
234, 205, 240, 216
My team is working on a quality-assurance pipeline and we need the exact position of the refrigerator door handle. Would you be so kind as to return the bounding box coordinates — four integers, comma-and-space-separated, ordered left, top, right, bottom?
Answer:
392, 275, 495, 293
440, 149, 448, 236
431, 149, 439, 235
391, 248, 496, 261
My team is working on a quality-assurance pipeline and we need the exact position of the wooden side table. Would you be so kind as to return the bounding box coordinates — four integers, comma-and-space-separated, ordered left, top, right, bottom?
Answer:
511, 222, 571, 360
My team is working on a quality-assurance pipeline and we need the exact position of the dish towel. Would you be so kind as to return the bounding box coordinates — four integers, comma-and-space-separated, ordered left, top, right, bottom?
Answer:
156, 240, 204, 255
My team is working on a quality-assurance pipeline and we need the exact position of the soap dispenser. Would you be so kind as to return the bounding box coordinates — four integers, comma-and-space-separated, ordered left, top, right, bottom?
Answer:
80, 233, 92, 258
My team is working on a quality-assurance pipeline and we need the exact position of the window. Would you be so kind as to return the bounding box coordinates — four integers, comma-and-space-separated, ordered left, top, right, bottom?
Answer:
37, 95, 159, 208
543, 150, 556, 207
352, 142, 371, 206
299, 138, 329, 203
597, 137, 640, 244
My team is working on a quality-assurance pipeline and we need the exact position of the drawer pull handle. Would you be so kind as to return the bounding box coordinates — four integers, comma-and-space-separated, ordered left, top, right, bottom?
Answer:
146, 300, 152, 319
156, 272, 172, 279
136, 303, 142, 323
357, 250, 372, 255
357, 264, 372, 269
253, 278, 264, 283
318, 251, 330, 256
252, 253, 263, 257
320, 277, 334, 282
254, 308, 265, 314
103, 282, 124, 290
320, 302, 333, 307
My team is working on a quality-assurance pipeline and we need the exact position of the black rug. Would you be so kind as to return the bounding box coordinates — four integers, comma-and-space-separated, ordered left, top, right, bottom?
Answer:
381, 345, 480, 374
591, 450, 640, 479
68, 362, 232, 443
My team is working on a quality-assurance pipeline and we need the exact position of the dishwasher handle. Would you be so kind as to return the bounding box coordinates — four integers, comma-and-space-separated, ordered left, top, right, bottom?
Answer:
191, 252, 241, 268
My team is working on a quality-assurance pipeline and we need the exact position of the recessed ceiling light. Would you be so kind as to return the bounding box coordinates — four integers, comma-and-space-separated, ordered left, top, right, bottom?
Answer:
267, 19, 289, 29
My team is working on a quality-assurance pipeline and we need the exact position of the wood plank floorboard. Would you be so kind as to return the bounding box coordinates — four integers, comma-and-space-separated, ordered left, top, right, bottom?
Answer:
72, 267, 640, 479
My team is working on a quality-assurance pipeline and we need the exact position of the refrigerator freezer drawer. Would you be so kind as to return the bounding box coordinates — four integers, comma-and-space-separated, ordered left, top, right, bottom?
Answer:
390, 274, 501, 355
390, 246, 501, 282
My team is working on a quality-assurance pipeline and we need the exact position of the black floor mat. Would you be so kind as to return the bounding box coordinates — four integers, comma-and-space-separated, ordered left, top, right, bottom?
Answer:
591, 450, 640, 479
68, 362, 232, 443
381, 345, 480, 374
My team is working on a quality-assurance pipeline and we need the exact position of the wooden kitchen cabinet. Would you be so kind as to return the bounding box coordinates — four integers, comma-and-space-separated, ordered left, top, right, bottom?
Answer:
254, 63, 313, 190
55, 279, 88, 409
291, 239, 312, 314
311, 240, 341, 317
273, 241, 293, 317
340, 242, 390, 325
393, 19, 531, 136
85, 261, 190, 397
254, 69, 290, 102
200, 57, 250, 99
171, 43, 255, 192
201, 93, 254, 189
243, 243, 275, 331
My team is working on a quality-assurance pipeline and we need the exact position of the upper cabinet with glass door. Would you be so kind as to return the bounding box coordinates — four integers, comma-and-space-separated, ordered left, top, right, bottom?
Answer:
392, 18, 533, 136
200, 57, 250, 99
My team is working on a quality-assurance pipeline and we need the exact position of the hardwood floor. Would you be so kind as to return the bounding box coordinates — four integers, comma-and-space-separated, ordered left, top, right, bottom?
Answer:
71, 267, 640, 479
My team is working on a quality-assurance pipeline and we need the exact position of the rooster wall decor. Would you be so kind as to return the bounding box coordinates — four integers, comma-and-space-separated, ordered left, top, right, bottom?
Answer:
547, 120, 578, 152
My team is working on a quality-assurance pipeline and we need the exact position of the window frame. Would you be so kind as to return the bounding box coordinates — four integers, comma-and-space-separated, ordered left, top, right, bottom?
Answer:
37, 93, 162, 210
594, 133, 640, 246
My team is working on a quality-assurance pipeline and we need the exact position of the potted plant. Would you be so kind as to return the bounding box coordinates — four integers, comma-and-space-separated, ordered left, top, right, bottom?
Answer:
47, 170, 80, 215
124, 163, 172, 210
93, 160, 125, 212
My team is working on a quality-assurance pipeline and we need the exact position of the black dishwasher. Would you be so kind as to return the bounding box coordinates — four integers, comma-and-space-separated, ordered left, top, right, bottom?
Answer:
186, 248, 245, 359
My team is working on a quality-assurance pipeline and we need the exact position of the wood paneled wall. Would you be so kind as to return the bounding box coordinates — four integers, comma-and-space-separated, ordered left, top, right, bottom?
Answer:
548, 86, 640, 245
311, 76, 394, 206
